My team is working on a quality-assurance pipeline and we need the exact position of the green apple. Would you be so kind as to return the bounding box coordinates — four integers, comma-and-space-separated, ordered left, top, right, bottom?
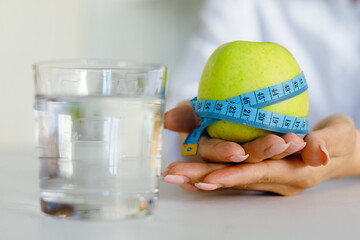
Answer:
198, 40, 309, 143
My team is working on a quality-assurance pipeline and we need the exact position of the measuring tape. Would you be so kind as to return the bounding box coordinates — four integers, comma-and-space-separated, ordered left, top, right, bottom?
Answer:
182, 72, 308, 156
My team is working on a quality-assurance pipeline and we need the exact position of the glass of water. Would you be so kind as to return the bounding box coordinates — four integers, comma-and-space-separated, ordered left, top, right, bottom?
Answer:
33, 59, 167, 220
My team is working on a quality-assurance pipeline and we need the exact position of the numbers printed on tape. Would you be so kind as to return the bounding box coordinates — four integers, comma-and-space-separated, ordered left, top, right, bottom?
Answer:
182, 72, 309, 156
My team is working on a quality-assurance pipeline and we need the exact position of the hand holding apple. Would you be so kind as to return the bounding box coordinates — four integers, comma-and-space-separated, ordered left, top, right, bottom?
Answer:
165, 100, 307, 164
161, 41, 360, 195
164, 108, 360, 195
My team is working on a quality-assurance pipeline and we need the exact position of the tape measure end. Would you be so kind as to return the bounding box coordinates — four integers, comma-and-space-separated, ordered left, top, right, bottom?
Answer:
181, 143, 198, 156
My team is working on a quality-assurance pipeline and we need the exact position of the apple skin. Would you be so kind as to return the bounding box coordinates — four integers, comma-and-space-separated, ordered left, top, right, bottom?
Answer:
198, 41, 309, 143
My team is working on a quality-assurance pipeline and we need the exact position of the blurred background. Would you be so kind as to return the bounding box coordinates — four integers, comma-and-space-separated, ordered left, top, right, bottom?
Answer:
0, 0, 204, 150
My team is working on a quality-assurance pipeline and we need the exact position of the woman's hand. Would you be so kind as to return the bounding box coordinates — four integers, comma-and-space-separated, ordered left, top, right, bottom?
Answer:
165, 101, 308, 164
163, 101, 360, 195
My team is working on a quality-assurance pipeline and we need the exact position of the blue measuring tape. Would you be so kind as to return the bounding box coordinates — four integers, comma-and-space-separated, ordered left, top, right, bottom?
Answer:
182, 72, 308, 156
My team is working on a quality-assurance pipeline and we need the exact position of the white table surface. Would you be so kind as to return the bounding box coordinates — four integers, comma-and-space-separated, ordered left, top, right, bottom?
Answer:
1, 147, 360, 240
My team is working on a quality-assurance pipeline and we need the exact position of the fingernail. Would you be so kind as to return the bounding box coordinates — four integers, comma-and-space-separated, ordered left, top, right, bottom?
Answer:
163, 175, 190, 184
164, 112, 168, 129
319, 144, 330, 166
181, 183, 199, 192
195, 182, 223, 191
265, 143, 290, 155
285, 142, 307, 153
161, 168, 170, 176
228, 154, 249, 162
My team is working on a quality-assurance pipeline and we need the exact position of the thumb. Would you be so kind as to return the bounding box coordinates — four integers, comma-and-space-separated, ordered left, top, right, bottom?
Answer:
301, 114, 356, 167
164, 101, 200, 133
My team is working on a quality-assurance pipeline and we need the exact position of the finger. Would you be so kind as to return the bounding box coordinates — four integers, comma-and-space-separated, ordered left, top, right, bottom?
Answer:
302, 114, 356, 166
197, 136, 248, 163
162, 161, 228, 185
164, 101, 200, 133
241, 134, 290, 162
194, 157, 313, 190
232, 183, 302, 196
270, 133, 306, 160
180, 183, 199, 192
165, 161, 190, 171
281, 133, 306, 153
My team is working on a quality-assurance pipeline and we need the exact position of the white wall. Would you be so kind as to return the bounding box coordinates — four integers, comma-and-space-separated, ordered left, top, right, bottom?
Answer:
0, 0, 203, 149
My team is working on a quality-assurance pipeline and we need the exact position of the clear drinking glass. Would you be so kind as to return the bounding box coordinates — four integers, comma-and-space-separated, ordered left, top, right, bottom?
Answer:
33, 59, 167, 220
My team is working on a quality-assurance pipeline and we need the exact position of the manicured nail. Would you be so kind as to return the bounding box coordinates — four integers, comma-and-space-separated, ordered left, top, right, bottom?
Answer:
319, 144, 330, 166
285, 142, 307, 153
181, 183, 199, 192
228, 154, 249, 162
164, 112, 168, 129
163, 175, 190, 184
161, 168, 170, 176
265, 143, 290, 155
195, 182, 223, 191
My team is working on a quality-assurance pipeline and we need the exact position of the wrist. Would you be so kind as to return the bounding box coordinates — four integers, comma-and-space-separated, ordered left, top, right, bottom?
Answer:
352, 130, 360, 175
327, 129, 360, 179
